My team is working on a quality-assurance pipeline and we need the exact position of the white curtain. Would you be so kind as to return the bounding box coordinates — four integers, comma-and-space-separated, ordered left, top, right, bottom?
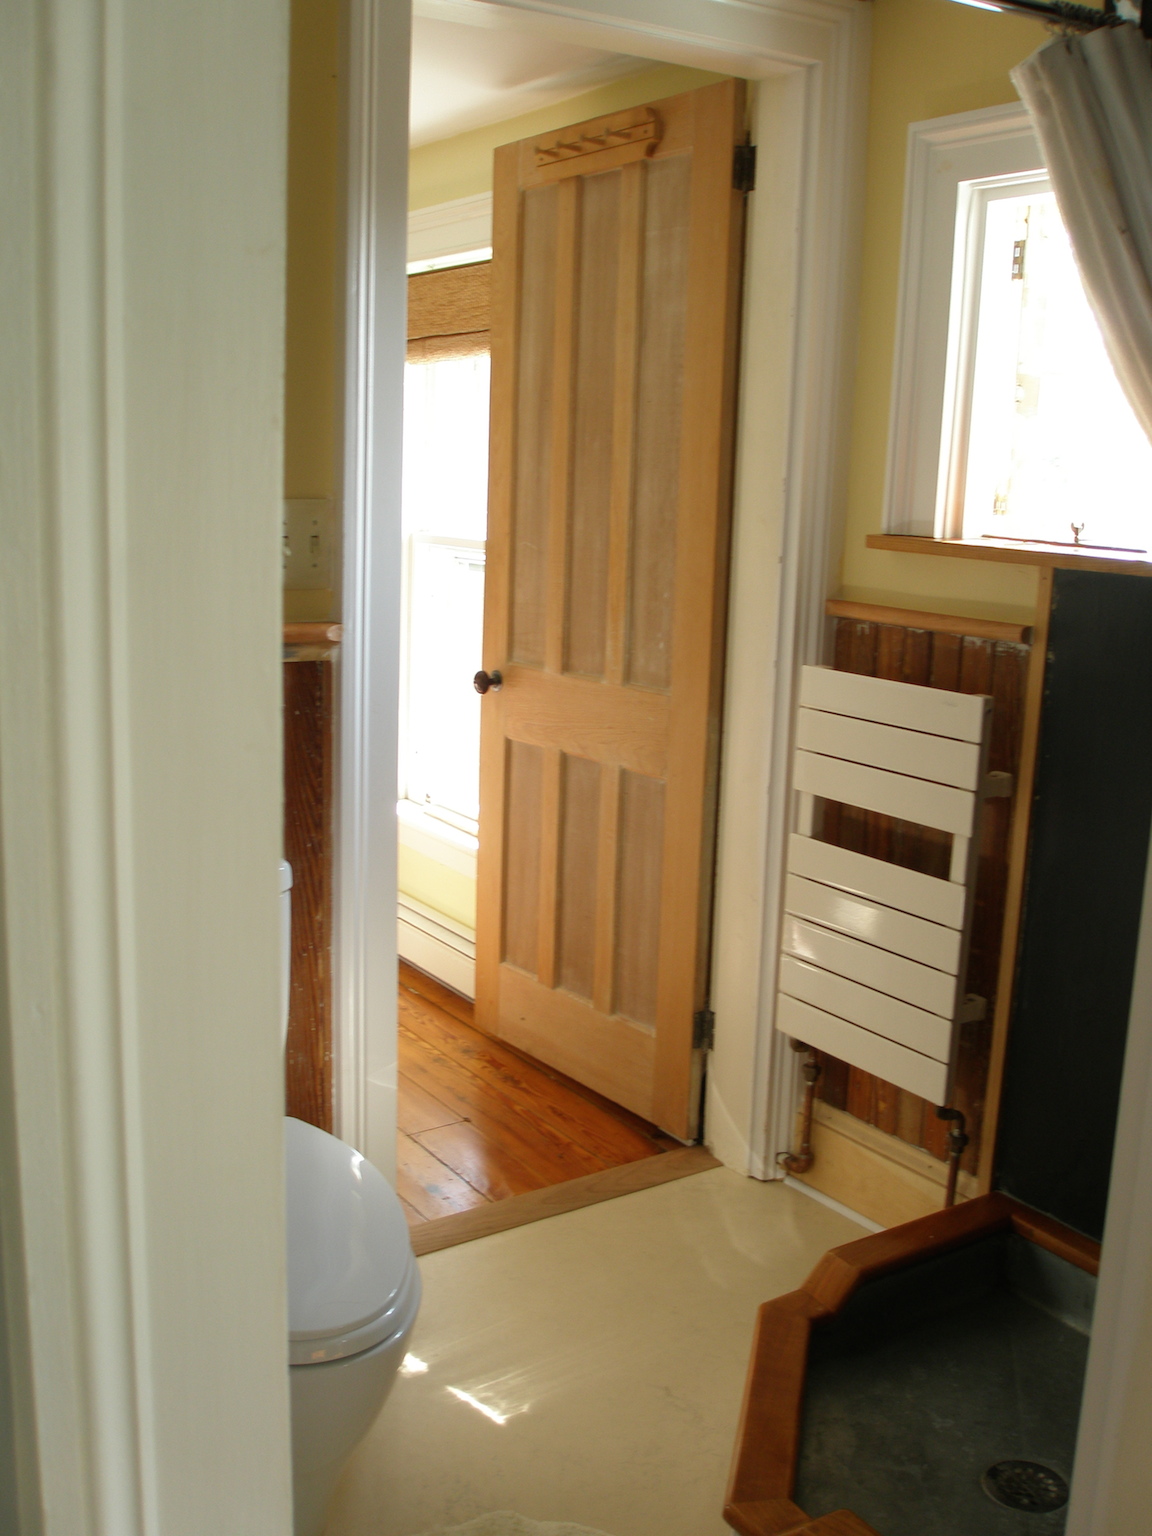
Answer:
1013, 23, 1152, 443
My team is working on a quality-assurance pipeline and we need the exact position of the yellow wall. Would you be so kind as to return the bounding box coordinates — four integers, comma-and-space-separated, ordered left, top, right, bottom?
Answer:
409, 63, 727, 211
283, 0, 341, 624
398, 845, 477, 930
838, 0, 1048, 626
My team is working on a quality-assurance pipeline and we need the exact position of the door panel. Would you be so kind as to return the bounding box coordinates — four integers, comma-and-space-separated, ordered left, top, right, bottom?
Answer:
476, 80, 747, 1137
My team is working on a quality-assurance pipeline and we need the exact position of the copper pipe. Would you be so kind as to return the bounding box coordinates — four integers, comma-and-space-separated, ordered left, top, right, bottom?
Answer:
778, 1045, 822, 1176
936, 1106, 970, 1208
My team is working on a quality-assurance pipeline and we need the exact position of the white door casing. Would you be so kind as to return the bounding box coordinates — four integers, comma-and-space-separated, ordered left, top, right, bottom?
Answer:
0, 1, 293, 1530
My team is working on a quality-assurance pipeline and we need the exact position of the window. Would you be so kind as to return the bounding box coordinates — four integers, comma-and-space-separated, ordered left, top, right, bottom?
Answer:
885, 104, 1152, 554
399, 264, 491, 838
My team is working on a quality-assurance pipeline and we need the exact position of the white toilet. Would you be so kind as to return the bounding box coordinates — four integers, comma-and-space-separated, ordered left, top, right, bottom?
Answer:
280, 861, 422, 1536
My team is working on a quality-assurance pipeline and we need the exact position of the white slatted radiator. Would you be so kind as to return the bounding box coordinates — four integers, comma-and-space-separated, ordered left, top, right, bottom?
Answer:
776, 665, 1011, 1105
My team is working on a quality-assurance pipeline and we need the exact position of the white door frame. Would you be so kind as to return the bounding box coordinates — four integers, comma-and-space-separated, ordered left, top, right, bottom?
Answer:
0, 1, 293, 1528
336, 0, 872, 1181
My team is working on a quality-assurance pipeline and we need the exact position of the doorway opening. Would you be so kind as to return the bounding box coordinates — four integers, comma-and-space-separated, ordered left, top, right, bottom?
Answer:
394, 22, 745, 1228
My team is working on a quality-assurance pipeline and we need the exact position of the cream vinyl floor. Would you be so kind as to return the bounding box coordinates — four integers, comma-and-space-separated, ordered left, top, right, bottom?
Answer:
325, 1167, 865, 1536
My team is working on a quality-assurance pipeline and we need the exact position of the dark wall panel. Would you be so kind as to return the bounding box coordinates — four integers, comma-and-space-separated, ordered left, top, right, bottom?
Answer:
996, 570, 1152, 1238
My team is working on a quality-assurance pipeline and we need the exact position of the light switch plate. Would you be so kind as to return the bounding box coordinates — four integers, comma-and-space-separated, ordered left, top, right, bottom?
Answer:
283, 498, 335, 590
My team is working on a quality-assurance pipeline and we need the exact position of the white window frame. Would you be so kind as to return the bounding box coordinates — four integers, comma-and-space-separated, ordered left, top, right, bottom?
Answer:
884, 103, 1046, 538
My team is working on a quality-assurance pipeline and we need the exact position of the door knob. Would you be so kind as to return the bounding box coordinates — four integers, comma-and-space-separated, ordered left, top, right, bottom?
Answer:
473, 669, 502, 694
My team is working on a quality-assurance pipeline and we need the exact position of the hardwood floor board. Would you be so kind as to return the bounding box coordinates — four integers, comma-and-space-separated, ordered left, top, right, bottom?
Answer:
399, 989, 662, 1166
398, 1025, 605, 1185
400, 961, 682, 1153
396, 1071, 463, 1137
413, 1120, 543, 1202
399, 961, 473, 1027
396, 1131, 488, 1222
396, 966, 679, 1232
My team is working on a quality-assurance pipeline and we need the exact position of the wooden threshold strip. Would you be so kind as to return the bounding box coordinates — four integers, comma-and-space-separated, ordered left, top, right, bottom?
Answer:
409, 1144, 719, 1257
825, 598, 1031, 645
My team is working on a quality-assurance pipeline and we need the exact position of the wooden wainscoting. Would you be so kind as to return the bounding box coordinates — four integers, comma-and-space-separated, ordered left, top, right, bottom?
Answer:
791, 601, 1037, 1218
283, 636, 334, 1130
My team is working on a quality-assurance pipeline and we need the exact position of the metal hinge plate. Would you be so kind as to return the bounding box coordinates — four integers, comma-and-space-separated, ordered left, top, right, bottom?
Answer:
733, 142, 757, 195
693, 1007, 715, 1052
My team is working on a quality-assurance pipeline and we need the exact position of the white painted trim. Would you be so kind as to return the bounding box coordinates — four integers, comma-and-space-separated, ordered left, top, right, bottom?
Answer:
340, 0, 871, 1189
408, 192, 494, 264
1065, 844, 1152, 1535
1, 1, 292, 1527
707, 18, 871, 1179
399, 893, 477, 946
335, 0, 412, 1179
883, 103, 1043, 537
397, 898, 477, 998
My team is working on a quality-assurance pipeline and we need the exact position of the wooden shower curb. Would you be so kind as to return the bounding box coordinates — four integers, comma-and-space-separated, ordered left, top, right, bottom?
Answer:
724, 1192, 1100, 1536
409, 1145, 719, 1257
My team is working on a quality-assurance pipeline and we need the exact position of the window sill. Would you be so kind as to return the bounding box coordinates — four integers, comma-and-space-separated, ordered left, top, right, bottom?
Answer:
867, 534, 1152, 578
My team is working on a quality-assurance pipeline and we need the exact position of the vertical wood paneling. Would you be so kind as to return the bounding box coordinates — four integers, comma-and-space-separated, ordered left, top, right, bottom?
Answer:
510, 184, 558, 667
604, 163, 645, 689
503, 740, 544, 974
615, 770, 665, 1027
544, 180, 579, 677
592, 764, 622, 1014
536, 746, 563, 988
627, 154, 691, 692
566, 171, 620, 680
814, 617, 1030, 1176
557, 754, 601, 1000
283, 659, 332, 1131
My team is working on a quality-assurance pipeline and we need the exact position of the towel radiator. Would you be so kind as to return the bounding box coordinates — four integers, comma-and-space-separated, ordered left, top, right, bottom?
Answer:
776, 665, 1011, 1106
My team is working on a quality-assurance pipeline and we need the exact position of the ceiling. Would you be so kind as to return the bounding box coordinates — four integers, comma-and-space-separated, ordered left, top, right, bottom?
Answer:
409, 11, 647, 149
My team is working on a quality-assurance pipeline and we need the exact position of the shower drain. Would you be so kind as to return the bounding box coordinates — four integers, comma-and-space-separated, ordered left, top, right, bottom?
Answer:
982, 1460, 1069, 1514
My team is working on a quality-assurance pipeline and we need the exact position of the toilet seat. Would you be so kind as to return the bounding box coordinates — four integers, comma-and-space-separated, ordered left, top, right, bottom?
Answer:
285, 1116, 420, 1366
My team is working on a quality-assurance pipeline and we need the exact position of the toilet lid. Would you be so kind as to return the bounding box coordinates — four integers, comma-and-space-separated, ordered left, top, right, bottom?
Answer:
285, 1117, 415, 1361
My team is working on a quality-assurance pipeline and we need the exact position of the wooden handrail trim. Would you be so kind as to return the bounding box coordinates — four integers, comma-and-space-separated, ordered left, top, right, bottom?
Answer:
724, 1500, 882, 1536
1009, 1204, 1101, 1276
726, 1291, 822, 1509
826, 598, 1031, 645
283, 622, 342, 645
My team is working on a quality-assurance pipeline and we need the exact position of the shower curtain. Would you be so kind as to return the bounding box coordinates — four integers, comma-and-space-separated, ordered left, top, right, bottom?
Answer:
1013, 23, 1152, 444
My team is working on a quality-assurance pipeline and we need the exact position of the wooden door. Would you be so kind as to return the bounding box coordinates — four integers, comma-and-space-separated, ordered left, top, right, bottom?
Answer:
475, 80, 747, 1140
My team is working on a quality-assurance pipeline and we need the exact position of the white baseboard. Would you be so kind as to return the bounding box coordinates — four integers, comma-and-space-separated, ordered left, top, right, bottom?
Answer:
397, 896, 475, 999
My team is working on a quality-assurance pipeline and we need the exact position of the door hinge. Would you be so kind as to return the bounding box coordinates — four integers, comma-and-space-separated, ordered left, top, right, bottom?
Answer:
693, 1007, 716, 1052
733, 141, 757, 195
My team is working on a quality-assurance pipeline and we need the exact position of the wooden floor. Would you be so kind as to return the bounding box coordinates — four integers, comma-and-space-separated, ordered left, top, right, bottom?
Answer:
397, 962, 679, 1225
